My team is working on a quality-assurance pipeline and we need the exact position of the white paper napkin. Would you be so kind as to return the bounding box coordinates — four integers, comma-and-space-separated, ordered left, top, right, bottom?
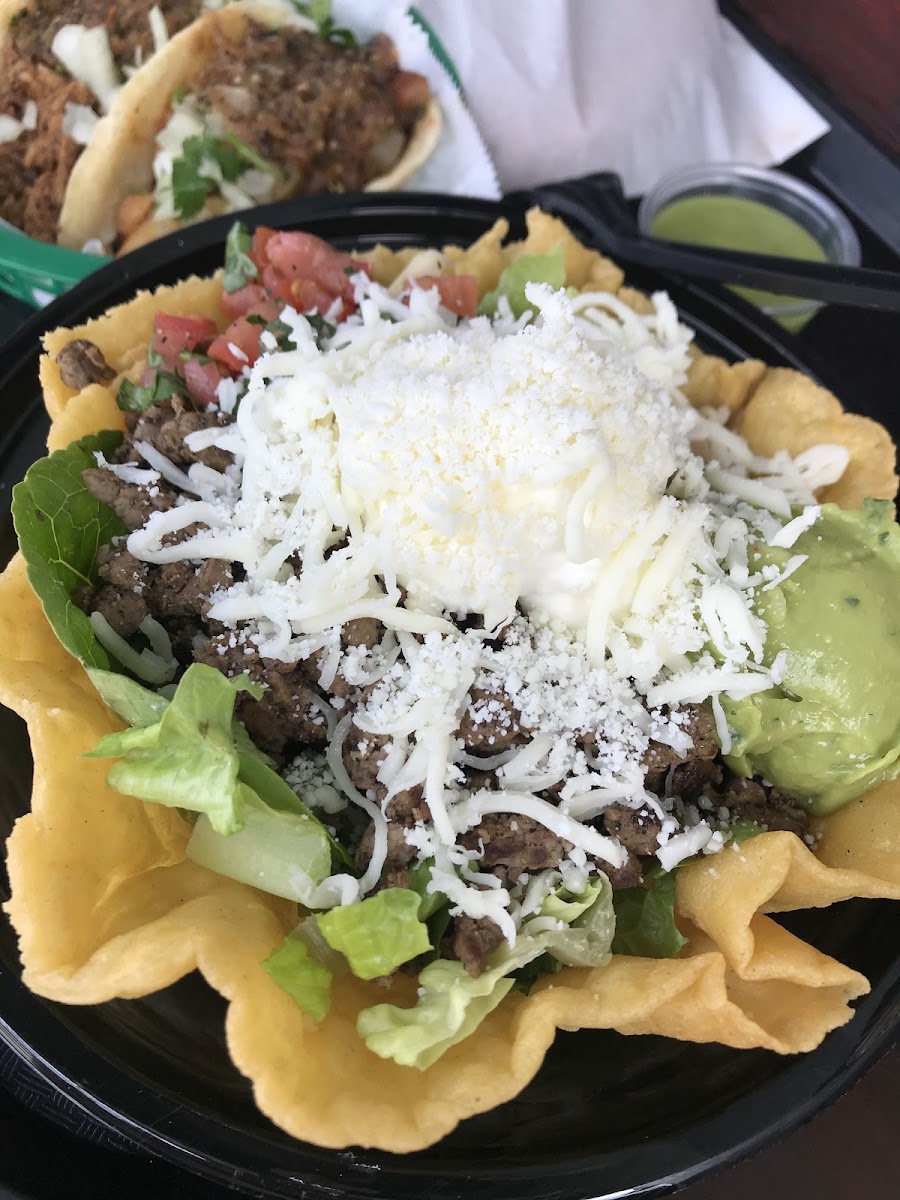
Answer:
415, 0, 830, 196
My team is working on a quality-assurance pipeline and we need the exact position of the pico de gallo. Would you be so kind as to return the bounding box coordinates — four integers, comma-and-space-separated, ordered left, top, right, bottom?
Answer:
116, 221, 479, 413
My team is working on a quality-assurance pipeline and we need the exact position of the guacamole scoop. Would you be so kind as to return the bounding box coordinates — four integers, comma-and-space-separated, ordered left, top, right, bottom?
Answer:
723, 500, 900, 815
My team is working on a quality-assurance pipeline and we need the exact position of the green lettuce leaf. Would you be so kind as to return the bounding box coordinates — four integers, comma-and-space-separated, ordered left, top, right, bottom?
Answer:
187, 791, 332, 902
540, 875, 616, 967
359, 878, 616, 1069
406, 858, 448, 920
358, 957, 515, 1070
86, 667, 171, 727
477, 245, 566, 319
85, 663, 264, 835
11, 432, 124, 669
612, 869, 687, 959
317, 888, 431, 980
261, 933, 333, 1022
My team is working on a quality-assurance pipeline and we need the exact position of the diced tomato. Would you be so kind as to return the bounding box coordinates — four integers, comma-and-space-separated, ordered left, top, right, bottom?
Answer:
222, 283, 280, 322
411, 274, 479, 318
250, 226, 278, 272
261, 263, 297, 306
182, 358, 229, 408
290, 277, 341, 316
265, 231, 368, 304
208, 317, 267, 373
151, 313, 218, 372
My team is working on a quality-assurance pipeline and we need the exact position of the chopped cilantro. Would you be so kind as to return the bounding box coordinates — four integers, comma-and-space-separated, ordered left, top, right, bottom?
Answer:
305, 312, 337, 345
290, 0, 358, 46
171, 83, 188, 105
116, 370, 186, 414
171, 134, 277, 219
223, 221, 258, 293
265, 317, 297, 351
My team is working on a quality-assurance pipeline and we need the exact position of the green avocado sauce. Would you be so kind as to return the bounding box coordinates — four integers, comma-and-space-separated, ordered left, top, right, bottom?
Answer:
722, 501, 900, 815
650, 195, 828, 331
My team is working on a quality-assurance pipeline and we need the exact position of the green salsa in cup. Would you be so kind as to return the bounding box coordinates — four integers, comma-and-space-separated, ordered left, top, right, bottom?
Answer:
638, 165, 860, 334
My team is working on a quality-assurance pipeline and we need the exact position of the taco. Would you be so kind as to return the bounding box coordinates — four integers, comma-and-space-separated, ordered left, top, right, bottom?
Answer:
0, 0, 204, 243
1, 210, 899, 1152
57, 0, 442, 255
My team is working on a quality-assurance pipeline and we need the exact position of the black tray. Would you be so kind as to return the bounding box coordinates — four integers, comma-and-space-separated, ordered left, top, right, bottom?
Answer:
0, 183, 898, 1200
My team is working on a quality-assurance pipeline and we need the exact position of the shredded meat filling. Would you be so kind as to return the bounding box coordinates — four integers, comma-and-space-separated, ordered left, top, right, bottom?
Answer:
2, 3, 200, 240
192, 21, 429, 195
0, 51, 94, 240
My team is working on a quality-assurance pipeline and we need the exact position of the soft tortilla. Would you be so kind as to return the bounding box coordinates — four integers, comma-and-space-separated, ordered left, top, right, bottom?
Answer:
2, 212, 898, 1151
57, 0, 442, 252
0, 0, 26, 53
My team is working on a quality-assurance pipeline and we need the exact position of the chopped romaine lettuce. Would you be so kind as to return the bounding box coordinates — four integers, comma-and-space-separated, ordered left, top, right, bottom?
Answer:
86, 667, 171, 727
317, 888, 431, 980
406, 858, 448, 920
540, 875, 616, 967
612, 868, 687, 959
477, 245, 566, 319
262, 933, 333, 1023
187, 792, 332, 902
358, 957, 515, 1070
11, 432, 125, 670
359, 877, 616, 1068
86, 663, 264, 835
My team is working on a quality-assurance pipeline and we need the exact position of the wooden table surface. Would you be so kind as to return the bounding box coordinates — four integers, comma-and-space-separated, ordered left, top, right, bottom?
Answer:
679, 1045, 898, 1198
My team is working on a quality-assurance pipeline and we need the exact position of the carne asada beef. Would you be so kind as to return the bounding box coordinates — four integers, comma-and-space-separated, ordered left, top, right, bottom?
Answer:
460, 813, 572, 889
74, 579, 148, 638
718, 776, 809, 837
191, 20, 429, 196
602, 803, 663, 856
642, 704, 718, 786
455, 687, 528, 755
148, 559, 232, 620
343, 724, 390, 794
354, 789, 430, 891
55, 340, 116, 390
341, 617, 382, 651
443, 915, 505, 978
128, 395, 234, 472
669, 757, 723, 801
96, 543, 149, 591
600, 849, 644, 891
82, 467, 176, 530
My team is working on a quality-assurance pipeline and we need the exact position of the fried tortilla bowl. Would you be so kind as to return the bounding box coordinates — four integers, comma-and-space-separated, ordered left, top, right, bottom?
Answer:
57, 0, 443, 255
1, 209, 899, 1156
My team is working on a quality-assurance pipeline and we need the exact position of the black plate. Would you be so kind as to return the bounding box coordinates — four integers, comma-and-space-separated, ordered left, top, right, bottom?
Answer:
0, 184, 897, 1200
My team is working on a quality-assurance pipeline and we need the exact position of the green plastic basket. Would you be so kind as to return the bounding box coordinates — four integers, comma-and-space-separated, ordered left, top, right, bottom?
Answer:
0, 6, 462, 308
